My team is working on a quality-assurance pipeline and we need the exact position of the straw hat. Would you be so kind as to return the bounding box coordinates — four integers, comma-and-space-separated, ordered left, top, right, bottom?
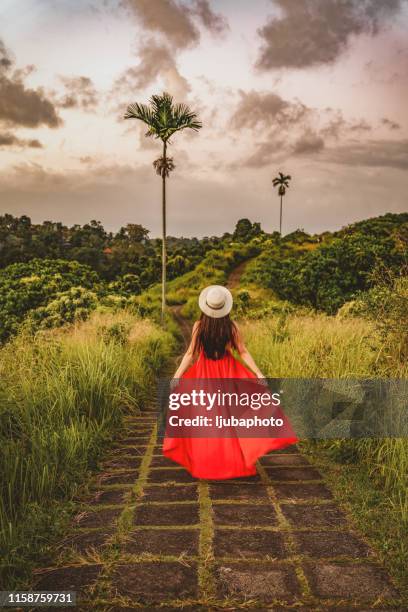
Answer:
198, 285, 233, 318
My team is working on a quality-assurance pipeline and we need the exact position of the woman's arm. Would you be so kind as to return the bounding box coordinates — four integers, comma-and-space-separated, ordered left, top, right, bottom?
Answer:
173, 322, 199, 379
235, 324, 265, 378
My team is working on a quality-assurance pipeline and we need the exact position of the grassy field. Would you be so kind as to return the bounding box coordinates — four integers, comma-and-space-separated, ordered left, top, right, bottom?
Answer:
0, 310, 175, 588
243, 313, 378, 378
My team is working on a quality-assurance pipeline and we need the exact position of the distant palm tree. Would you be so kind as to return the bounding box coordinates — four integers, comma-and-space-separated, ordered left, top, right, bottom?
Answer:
272, 172, 292, 236
124, 92, 202, 323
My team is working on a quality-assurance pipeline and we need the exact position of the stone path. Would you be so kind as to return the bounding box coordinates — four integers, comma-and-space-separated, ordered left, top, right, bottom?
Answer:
31, 410, 402, 610
30, 284, 402, 609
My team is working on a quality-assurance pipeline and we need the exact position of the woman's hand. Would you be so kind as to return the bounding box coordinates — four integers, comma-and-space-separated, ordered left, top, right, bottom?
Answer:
170, 378, 179, 390
256, 373, 268, 386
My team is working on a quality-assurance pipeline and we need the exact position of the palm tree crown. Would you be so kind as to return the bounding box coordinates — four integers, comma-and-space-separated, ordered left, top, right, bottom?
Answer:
272, 172, 291, 195
153, 156, 175, 178
272, 172, 292, 236
124, 92, 202, 143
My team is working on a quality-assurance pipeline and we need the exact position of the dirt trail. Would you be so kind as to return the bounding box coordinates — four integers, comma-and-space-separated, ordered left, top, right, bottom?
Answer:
226, 258, 251, 290
30, 264, 402, 609
171, 304, 191, 349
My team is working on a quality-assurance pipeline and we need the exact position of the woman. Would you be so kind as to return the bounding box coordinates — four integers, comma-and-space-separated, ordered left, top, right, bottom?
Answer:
163, 285, 298, 479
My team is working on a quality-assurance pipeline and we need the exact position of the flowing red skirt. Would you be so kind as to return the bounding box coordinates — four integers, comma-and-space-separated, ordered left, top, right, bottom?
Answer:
162, 351, 298, 479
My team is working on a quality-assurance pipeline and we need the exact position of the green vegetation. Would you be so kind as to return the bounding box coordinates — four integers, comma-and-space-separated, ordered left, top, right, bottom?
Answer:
0, 311, 174, 587
0, 214, 224, 289
244, 212, 407, 313
135, 238, 261, 322
243, 314, 377, 378
1, 214, 405, 341
0, 259, 101, 342
0, 210, 407, 593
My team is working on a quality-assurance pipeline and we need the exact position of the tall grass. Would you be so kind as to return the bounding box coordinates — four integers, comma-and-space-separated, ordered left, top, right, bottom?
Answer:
243, 313, 377, 378
243, 312, 408, 521
0, 310, 174, 587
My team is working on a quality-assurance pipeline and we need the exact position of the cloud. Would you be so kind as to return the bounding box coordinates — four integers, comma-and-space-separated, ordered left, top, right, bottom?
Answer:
230, 90, 310, 130
122, 0, 198, 50
256, 0, 404, 70
1, 160, 146, 193
0, 39, 13, 70
237, 139, 286, 168
237, 131, 325, 168
57, 76, 98, 110
320, 112, 374, 139
229, 90, 390, 168
381, 117, 401, 130
0, 131, 42, 149
323, 139, 408, 169
240, 132, 408, 170
0, 38, 62, 129
114, 39, 190, 100
349, 119, 372, 132
117, 1, 227, 101
193, 0, 228, 35
293, 131, 325, 155
121, 0, 227, 50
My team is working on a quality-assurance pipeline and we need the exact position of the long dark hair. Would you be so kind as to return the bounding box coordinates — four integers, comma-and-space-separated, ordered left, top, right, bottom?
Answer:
193, 313, 239, 360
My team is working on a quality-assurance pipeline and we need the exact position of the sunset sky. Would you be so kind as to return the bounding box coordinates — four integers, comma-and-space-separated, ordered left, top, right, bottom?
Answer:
1, 0, 407, 237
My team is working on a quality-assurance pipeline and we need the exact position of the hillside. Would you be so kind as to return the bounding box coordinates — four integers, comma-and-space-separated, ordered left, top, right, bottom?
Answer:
242, 212, 407, 314
0, 213, 406, 342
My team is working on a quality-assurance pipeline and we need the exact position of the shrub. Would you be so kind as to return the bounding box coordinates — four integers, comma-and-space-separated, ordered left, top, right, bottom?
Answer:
0, 259, 102, 342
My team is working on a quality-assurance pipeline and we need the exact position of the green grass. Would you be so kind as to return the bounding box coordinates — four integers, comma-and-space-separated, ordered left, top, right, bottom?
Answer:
134, 242, 259, 321
243, 310, 408, 590
0, 310, 175, 588
305, 441, 408, 597
243, 312, 379, 378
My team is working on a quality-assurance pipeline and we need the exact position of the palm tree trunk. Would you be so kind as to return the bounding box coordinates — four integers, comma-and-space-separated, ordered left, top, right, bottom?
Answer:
161, 141, 167, 326
279, 195, 283, 236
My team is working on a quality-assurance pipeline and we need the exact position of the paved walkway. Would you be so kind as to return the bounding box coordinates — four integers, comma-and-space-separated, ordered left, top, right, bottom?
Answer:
31, 280, 402, 609
32, 408, 402, 610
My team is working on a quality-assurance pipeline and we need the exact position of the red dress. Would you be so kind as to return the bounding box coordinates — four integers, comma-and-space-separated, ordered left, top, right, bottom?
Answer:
162, 350, 298, 479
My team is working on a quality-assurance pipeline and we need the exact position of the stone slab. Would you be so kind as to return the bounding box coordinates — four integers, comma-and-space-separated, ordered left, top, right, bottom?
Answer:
34, 564, 102, 596
214, 529, 287, 559
293, 530, 372, 558
142, 484, 198, 503
274, 483, 333, 500
303, 562, 399, 600
260, 454, 311, 466
148, 468, 196, 484
123, 528, 199, 556
265, 467, 323, 481
133, 503, 199, 526
210, 483, 269, 501
74, 507, 122, 529
280, 503, 347, 528
112, 562, 198, 603
98, 471, 139, 485
212, 503, 278, 526
217, 562, 300, 603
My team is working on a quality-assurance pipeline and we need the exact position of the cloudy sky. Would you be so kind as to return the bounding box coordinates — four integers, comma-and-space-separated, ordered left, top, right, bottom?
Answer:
1, 0, 407, 237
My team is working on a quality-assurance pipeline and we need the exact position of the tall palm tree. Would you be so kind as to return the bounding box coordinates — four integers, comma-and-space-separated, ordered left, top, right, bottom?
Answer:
124, 92, 202, 324
272, 172, 292, 236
